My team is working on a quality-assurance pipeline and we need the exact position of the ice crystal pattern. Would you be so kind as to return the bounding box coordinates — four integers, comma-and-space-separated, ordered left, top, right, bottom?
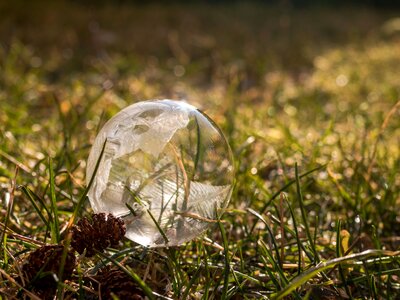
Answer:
86, 100, 234, 247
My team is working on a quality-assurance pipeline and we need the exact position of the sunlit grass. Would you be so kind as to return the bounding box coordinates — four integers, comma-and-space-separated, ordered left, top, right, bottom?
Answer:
0, 1, 400, 299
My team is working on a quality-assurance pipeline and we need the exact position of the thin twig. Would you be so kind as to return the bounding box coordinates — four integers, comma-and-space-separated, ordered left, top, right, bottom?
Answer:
0, 222, 45, 246
0, 268, 42, 300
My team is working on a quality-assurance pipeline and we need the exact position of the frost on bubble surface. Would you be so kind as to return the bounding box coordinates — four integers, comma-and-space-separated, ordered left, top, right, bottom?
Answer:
86, 100, 234, 247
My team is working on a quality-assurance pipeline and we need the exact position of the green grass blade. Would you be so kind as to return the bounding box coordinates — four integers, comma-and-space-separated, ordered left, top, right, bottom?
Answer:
96, 251, 155, 300
201, 247, 211, 300
20, 186, 49, 228
56, 233, 73, 299
258, 240, 288, 287
274, 249, 400, 299
192, 115, 202, 180
49, 158, 60, 243
64, 138, 107, 234
283, 193, 302, 275
336, 220, 353, 299
217, 212, 230, 300
146, 208, 169, 244
91, 248, 137, 274
0, 168, 17, 261
294, 163, 319, 263
251, 164, 327, 233
247, 208, 282, 267
166, 247, 186, 296
181, 264, 202, 300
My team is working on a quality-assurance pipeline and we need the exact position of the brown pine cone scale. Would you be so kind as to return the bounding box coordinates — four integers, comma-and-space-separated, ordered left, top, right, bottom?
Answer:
22, 245, 76, 290
71, 213, 126, 257
97, 267, 145, 300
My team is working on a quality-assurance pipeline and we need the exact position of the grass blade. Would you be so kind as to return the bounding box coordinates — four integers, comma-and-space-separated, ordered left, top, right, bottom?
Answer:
63, 139, 107, 234
20, 186, 50, 228
336, 220, 353, 299
247, 208, 282, 267
181, 264, 202, 300
1, 167, 18, 268
147, 207, 169, 244
56, 232, 73, 299
274, 249, 400, 299
283, 193, 302, 275
294, 163, 319, 263
49, 158, 60, 243
251, 164, 327, 233
217, 212, 230, 299
96, 251, 155, 300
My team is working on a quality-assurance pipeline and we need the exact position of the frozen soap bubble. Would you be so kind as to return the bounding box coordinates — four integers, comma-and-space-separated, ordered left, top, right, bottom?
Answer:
86, 100, 234, 247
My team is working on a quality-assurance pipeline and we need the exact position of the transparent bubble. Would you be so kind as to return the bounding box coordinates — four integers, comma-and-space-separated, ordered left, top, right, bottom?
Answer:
86, 100, 234, 247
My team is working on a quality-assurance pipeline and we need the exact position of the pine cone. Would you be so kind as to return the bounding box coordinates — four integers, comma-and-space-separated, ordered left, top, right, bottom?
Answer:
97, 267, 144, 300
22, 245, 76, 295
71, 213, 126, 257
